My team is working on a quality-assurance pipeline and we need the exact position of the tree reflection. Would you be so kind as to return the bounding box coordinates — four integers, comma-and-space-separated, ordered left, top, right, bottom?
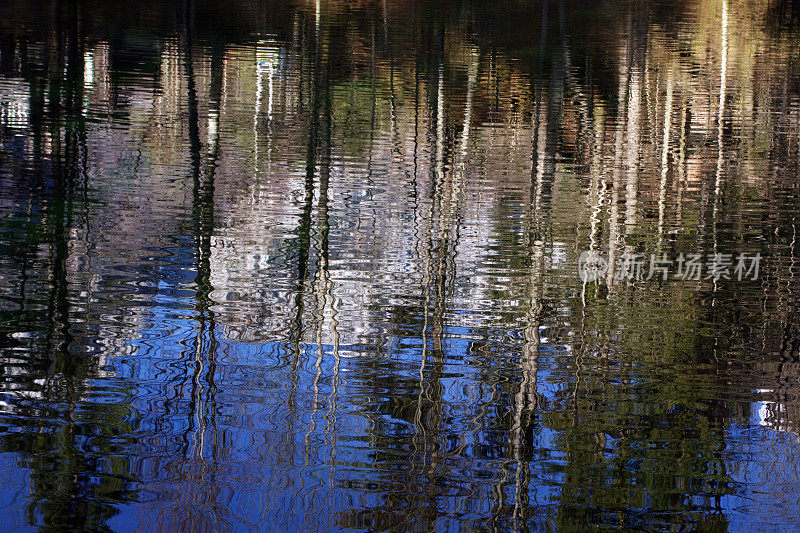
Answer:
0, 0, 799, 530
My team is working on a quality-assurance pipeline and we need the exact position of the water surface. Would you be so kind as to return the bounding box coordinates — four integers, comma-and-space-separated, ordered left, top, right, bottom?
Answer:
1, 0, 800, 530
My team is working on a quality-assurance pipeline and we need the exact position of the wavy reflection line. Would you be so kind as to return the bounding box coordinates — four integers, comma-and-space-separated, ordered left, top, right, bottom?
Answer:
606, 15, 633, 289
713, 0, 729, 292
658, 71, 674, 248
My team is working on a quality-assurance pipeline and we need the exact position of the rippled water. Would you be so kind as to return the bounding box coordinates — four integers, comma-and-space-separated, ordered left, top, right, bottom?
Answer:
1, 0, 800, 530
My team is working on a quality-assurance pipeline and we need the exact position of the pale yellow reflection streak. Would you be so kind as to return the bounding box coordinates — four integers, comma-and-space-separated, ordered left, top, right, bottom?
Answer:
713, 0, 729, 292
607, 20, 632, 287
658, 72, 674, 247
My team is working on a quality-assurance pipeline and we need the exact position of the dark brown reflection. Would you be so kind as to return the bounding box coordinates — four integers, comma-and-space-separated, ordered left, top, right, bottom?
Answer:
0, 0, 799, 530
